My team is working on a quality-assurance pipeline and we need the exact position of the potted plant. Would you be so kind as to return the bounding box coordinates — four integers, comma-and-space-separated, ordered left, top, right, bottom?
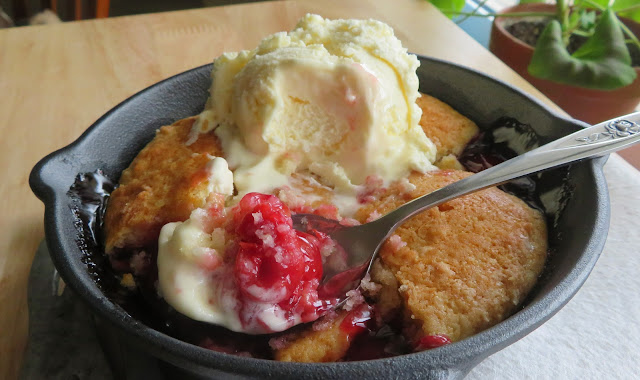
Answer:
430, 0, 640, 123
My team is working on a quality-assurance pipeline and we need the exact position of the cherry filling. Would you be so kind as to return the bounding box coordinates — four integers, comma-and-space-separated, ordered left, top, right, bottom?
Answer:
415, 334, 452, 350
231, 193, 337, 331
339, 304, 373, 338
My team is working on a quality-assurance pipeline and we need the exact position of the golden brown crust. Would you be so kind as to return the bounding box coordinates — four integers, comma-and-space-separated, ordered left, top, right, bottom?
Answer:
355, 170, 547, 343
368, 259, 402, 322
274, 311, 351, 362
417, 94, 479, 162
104, 117, 223, 253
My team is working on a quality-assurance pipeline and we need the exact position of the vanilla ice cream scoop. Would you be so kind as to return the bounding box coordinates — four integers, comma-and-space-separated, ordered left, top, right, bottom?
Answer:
198, 14, 437, 202
161, 15, 440, 333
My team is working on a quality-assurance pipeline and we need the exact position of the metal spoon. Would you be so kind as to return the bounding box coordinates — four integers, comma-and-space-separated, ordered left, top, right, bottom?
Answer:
294, 112, 640, 302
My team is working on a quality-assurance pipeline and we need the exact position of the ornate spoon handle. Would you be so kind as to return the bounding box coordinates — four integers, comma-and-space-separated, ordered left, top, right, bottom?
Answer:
377, 112, 640, 233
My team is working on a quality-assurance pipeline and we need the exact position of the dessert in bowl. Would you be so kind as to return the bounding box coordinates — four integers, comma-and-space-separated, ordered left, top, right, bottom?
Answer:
30, 14, 609, 379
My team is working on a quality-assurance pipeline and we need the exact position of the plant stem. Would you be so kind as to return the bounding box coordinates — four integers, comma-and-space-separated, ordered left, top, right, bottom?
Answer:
580, 0, 605, 11
556, 0, 571, 45
618, 19, 640, 50
442, 11, 555, 18
455, 0, 490, 25
616, 4, 640, 13
572, 29, 594, 37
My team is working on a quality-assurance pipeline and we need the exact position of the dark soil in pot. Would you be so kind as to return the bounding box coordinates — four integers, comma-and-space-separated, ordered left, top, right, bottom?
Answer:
506, 20, 640, 68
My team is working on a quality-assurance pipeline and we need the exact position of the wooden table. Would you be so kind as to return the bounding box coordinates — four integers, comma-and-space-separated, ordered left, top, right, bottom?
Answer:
1, 1, 638, 379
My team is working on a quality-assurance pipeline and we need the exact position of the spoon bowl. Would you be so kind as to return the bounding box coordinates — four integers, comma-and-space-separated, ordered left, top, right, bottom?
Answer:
295, 112, 640, 305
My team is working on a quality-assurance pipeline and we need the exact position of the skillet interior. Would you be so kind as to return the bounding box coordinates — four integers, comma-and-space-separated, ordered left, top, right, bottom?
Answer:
29, 56, 609, 379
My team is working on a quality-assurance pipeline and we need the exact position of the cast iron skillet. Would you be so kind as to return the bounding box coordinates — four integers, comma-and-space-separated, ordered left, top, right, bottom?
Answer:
30, 55, 609, 379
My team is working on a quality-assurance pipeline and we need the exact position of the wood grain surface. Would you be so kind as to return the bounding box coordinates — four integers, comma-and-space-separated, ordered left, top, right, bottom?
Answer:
0, 0, 623, 378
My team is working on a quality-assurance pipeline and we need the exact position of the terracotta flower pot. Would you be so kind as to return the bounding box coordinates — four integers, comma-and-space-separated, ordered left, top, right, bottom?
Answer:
489, 3, 640, 124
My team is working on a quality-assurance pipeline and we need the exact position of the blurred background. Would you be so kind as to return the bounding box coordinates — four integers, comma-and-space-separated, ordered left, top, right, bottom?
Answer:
0, 0, 265, 26
2, 0, 636, 168
0, 0, 509, 48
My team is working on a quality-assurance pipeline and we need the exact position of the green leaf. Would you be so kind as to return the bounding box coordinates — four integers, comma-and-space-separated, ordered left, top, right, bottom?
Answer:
579, 10, 597, 30
568, 10, 581, 31
428, 0, 466, 15
613, 0, 640, 24
527, 8, 637, 90
568, 9, 596, 34
518, 0, 547, 3
583, 0, 610, 10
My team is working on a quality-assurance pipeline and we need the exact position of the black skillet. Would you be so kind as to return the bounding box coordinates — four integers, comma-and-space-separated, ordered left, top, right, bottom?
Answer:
29, 55, 609, 379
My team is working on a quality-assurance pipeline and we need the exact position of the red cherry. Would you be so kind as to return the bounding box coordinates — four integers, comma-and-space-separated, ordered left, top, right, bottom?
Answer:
233, 193, 292, 243
416, 334, 452, 350
230, 192, 340, 330
340, 304, 373, 339
233, 193, 323, 307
